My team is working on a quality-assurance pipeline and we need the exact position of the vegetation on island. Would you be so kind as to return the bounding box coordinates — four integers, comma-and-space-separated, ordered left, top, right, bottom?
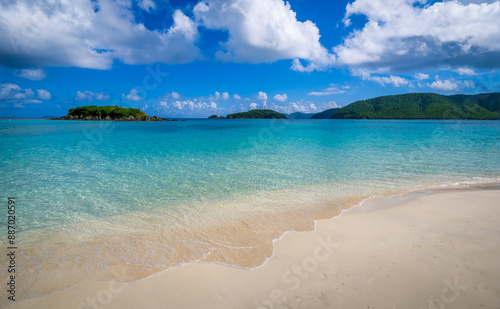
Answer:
311, 108, 340, 119
331, 93, 500, 120
225, 109, 287, 119
286, 112, 315, 119
54, 105, 170, 121
208, 115, 225, 119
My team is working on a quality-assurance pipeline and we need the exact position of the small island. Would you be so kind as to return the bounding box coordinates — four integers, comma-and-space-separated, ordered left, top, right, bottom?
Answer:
225, 109, 287, 119
52, 105, 175, 121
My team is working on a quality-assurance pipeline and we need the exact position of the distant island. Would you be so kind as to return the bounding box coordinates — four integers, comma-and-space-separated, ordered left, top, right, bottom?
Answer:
52, 105, 175, 121
311, 108, 340, 119
207, 92, 499, 120
331, 92, 500, 120
208, 115, 225, 119
286, 112, 315, 119
225, 109, 287, 119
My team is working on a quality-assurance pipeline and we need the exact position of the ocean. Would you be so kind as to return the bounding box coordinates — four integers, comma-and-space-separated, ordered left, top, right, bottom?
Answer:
1, 118, 499, 300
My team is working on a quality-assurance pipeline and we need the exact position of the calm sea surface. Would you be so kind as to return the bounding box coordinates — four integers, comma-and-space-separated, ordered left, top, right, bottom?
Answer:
1, 118, 499, 299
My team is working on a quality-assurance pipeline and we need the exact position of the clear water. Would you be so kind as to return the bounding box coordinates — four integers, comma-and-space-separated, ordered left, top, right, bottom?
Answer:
1, 118, 500, 299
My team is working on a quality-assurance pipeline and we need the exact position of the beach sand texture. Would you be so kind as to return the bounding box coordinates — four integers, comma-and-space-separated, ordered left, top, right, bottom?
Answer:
6, 186, 500, 309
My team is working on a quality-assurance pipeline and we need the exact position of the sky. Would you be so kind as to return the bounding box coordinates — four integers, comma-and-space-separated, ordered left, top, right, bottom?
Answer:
1, 0, 500, 118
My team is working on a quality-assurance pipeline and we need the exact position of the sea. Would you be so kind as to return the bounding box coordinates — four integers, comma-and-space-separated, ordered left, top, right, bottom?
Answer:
1, 118, 499, 300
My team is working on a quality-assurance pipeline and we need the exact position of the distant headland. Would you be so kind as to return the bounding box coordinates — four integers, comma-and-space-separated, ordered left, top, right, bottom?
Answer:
212, 109, 287, 119
208, 92, 500, 120
52, 105, 177, 121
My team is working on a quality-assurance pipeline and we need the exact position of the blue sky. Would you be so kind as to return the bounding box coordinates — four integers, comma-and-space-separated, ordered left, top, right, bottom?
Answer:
1, 0, 499, 117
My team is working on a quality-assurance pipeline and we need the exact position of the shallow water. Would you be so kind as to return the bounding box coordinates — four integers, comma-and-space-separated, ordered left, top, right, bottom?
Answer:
1, 118, 499, 300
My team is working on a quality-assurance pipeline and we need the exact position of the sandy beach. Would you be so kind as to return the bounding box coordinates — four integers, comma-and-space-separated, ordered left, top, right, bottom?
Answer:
6, 185, 500, 309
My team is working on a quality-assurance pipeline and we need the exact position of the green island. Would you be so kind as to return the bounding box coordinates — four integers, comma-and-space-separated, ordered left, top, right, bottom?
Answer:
52, 105, 173, 121
286, 112, 315, 119
311, 108, 340, 119
225, 109, 287, 119
330, 92, 500, 120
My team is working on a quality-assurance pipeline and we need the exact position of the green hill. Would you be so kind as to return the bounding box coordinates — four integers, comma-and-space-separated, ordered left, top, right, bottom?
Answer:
226, 109, 287, 119
311, 108, 340, 119
286, 112, 315, 119
331, 93, 500, 120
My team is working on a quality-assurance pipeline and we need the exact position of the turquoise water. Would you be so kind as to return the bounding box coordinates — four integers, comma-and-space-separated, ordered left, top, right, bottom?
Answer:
1, 118, 500, 298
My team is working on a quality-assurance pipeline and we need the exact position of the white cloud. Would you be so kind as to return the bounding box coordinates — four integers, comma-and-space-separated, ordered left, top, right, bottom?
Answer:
194, 0, 336, 72
274, 94, 287, 102
171, 99, 219, 111
76, 90, 109, 101
37, 89, 51, 100
1, 2, 200, 69
234, 94, 241, 100
249, 102, 258, 110
308, 84, 347, 96
257, 91, 268, 101
354, 69, 410, 87
323, 101, 340, 109
428, 79, 459, 91
208, 91, 226, 101
171, 91, 181, 99
124, 89, 142, 101
428, 76, 476, 91
415, 73, 429, 80
14, 69, 46, 80
335, 0, 500, 72
138, 0, 156, 11
454, 67, 476, 76
0, 83, 43, 106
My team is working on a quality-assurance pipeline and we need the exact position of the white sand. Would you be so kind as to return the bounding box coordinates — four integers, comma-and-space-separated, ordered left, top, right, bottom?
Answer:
7, 187, 500, 309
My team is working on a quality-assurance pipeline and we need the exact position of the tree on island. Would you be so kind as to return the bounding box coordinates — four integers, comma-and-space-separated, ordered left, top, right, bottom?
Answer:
225, 109, 287, 119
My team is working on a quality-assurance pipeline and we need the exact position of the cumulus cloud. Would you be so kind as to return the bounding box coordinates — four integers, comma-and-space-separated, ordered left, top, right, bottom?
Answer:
14, 69, 47, 80
429, 79, 460, 91
308, 84, 347, 96
415, 73, 429, 80
234, 94, 241, 100
37, 89, 51, 100
335, 0, 500, 72
124, 89, 142, 101
194, 0, 336, 72
1, 1, 201, 69
454, 67, 476, 76
209, 91, 229, 101
171, 99, 218, 111
171, 91, 181, 99
76, 91, 110, 101
257, 91, 268, 101
249, 102, 258, 110
428, 76, 476, 92
274, 94, 287, 102
0, 83, 44, 106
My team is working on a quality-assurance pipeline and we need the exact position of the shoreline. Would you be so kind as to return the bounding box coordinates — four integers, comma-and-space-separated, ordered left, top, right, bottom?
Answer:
5, 182, 500, 308
3, 178, 498, 301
